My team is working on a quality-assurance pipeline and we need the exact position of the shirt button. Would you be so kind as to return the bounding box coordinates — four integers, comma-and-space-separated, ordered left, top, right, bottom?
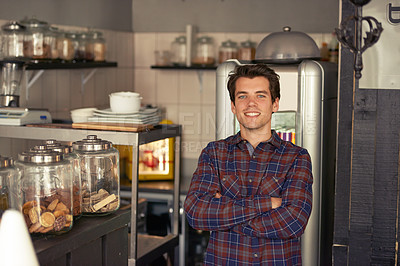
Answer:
252, 155, 256, 159
222, 178, 226, 181
254, 253, 258, 258
249, 179, 252, 183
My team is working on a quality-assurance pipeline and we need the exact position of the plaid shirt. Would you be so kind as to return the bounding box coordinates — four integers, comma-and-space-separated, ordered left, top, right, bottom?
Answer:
184, 131, 313, 265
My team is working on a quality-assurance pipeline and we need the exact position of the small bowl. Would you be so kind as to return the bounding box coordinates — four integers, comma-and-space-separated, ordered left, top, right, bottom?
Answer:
70, 107, 97, 123
109, 91, 142, 113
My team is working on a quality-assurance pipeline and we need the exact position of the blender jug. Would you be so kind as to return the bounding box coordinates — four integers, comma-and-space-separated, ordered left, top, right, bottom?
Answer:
0, 60, 26, 107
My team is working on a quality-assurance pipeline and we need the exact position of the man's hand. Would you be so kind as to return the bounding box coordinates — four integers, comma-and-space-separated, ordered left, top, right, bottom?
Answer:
271, 197, 282, 209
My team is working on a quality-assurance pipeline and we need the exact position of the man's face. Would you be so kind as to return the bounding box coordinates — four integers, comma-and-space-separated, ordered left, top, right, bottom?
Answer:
231, 76, 279, 134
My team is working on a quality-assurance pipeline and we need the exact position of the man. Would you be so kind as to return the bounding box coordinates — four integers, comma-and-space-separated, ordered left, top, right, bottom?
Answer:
184, 64, 313, 265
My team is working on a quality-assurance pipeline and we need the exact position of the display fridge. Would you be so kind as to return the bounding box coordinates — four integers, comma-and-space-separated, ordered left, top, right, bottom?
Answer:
216, 59, 337, 266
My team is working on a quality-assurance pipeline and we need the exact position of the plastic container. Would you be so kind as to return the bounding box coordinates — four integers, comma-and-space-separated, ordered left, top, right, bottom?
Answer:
1, 21, 27, 59
171, 36, 186, 66
192, 36, 215, 66
44, 140, 82, 220
72, 135, 120, 216
238, 40, 256, 61
218, 39, 238, 64
15, 146, 74, 235
0, 156, 20, 218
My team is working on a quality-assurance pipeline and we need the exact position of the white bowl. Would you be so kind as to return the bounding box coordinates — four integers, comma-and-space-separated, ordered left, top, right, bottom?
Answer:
70, 107, 97, 123
109, 91, 142, 113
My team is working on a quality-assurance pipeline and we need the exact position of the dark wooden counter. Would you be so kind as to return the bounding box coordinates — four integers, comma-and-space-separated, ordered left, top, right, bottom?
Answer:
33, 209, 130, 266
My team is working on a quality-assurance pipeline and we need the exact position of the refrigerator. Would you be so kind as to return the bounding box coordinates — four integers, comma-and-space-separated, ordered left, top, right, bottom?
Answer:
216, 59, 338, 266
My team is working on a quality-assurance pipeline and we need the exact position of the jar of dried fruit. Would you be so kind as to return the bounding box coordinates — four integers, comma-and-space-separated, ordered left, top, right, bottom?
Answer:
15, 145, 74, 235
72, 135, 120, 216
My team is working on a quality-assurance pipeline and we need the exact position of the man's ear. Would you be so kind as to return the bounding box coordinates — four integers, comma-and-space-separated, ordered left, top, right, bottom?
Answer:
272, 97, 279, 112
231, 101, 236, 114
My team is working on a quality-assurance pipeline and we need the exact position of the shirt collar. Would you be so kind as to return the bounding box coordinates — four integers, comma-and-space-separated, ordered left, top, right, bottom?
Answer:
229, 130, 282, 149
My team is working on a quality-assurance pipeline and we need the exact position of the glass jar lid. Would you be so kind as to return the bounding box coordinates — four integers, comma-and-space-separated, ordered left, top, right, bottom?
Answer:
240, 40, 256, 48
221, 40, 237, 48
18, 145, 63, 163
0, 156, 14, 168
1, 21, 26, 32
44, 140, 72, 154
20, 17, 49, 29
175, 36, 186, 43
197, 36, 213, 43
72, 135, 112, 152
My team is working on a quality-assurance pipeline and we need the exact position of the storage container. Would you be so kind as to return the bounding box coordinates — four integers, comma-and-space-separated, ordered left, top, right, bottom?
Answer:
171, 36, 186, 66
15, 146, 74, 235
192, 36, 215, 66
0, 155, 19, 218
72, 135, 120, 216
218, 39, 238, 64
1, 21, 26, 59
21, 18, 50, 60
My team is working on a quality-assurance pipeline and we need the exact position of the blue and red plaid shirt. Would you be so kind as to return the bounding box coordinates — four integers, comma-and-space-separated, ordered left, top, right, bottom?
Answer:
184, 130, 313, 265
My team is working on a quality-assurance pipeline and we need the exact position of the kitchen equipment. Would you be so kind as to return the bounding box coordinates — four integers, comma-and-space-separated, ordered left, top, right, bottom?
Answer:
72, 135, 120, 216
171, 36, 186, 66
21, 17, 50, 60
44, 140, 82, 219
0, 107, 52, 125
70, 107, 97, 123
192, 36, 215, 66
255, 26, 321, 63
15, 145, 74, 235
0, 155, 19, 217
216, 57, 337, 266
1, 21, 27, 59
218, 39, 238, 64
0, 60, 25, 107
109, 91, 142, 113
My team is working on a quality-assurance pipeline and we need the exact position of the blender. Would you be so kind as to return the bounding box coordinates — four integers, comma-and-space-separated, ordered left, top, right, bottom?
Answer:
0, 60, 25, 107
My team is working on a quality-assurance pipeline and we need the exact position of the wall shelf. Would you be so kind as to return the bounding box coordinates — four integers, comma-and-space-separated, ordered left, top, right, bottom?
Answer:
26, 61, 118, 70
151, 65, 216, 70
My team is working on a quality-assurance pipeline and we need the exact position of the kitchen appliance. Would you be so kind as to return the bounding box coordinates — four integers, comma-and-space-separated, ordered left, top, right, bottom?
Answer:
0, 61, 52, 125
215, 28, 337, 266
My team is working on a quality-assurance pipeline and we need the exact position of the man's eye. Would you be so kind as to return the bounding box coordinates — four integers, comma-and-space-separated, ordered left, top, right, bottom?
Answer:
237, 95, 246, 99
257, 94, 266, 98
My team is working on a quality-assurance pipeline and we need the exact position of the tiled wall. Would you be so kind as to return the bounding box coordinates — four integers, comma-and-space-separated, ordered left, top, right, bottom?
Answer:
0, 18, 332, 181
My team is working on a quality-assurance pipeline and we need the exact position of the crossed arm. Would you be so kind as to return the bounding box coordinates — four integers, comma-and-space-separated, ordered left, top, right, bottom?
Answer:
184, 147, 312, 239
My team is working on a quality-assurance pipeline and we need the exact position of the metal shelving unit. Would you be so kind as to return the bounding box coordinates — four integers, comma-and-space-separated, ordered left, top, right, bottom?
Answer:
0, 124, 182, 266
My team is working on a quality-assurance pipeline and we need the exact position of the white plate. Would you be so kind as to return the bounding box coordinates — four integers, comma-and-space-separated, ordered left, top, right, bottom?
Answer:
94, 108, 140, 116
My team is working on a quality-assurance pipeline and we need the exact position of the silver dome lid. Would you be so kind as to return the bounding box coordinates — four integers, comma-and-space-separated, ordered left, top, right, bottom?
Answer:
18, 145, 63, 163
255, 26, 320, 64
72, 135, 112, 152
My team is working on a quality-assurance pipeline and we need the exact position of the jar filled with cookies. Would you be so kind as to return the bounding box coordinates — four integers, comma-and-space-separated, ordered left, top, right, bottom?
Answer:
44, 140, 82, 220
72, 135, 120, 216
15, 146, 73, 235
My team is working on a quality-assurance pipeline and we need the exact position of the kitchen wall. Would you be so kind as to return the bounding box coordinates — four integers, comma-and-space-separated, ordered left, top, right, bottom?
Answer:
0, 19, 333, 182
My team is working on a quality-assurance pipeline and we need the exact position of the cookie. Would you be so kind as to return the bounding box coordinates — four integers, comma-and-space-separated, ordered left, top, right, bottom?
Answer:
40, 212, 55, 228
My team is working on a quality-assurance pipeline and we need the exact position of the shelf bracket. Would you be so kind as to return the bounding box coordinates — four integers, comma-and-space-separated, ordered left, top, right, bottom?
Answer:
196, 70, 204, 93
25, 70, 45, 101
81, 68, 97, 94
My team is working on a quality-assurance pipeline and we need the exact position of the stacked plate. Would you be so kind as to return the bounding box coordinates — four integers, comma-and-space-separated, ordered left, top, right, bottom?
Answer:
87, 107, 161, 125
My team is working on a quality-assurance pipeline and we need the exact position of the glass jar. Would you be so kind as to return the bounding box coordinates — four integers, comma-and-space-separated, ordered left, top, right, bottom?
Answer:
86, 31, 106, 62
192, 36, 215, 66
44, 140, 82, 220
218, 39, 238, 64
72, 135, 120, 216
1, 21, 26, 59
75, 32, 88, 61
238, 40, 256, 61
15, 146, 73, 235
45, 27, 59, 61
0, 156, 20, 218
171, 36, 186, 66
21, 18, 50, 60
65, 32, 79, 61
